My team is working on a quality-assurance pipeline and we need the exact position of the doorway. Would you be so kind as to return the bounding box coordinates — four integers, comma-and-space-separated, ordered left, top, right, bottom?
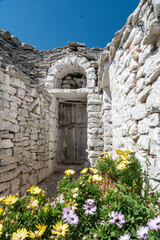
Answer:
57, 101, 87, 164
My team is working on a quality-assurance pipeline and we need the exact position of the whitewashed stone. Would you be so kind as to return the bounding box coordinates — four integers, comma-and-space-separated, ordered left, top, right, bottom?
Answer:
146, 81, 160, 113
138, 85, 152, 102
132, 104, 146, 120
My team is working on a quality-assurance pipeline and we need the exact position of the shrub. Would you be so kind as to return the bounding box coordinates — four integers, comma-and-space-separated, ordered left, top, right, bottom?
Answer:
0, 150, 160, 239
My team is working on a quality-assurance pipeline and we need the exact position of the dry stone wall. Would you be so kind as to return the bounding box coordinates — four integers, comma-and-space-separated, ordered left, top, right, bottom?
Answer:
0, 65, 57, 196
0, 0, 160, 194
99, 0, 160, 183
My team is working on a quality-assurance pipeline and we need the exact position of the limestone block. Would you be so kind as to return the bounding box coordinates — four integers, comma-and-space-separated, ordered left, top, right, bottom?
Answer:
0, 71, 5, 83
80, 61, 91, 69
1, 155, 22, 165
88, 127, 103, 134
149, 113, 160, 127
18, 108, 28, 117
132, 104, 146, 120
87, 79, 96, 88
87, 105, 101, 112
136, 65, 146, 79
0, 163, 17, 174
138, 45, 153, 65
21, 173, 29, 185
28, 98, 39, 112
130, 31, 143, 48
38, 168, 49, 183
138, 85, 152, 102
28, 174, 38, 186
88, 122, 102, 129
10, 95, 22, 105
152, 0, 160, 18
137, 134, 150, 150
136, 78, 146, 93
1, 84, 16, 95
146, 80, 160, 113
0, 169, 16, 183
17, 88, 25, 99
124, 73, 137, 94
88, 112, 102, 118
123, 28, 138, 49
126, 88, 136, 106
138, 118, 150, 134
129, 58, 139, 72
0, 148, 12, 160
0, 132, 14, 139
0, 182, 10, 193
144, 20, 160, 45
10, 178, 20, 194
4, 74, 10, 85
10, 77, 25, 89
1, 139, 13, 148
149, 128, 160, 145
87, 98, 101, 105
145, 68, 160, 86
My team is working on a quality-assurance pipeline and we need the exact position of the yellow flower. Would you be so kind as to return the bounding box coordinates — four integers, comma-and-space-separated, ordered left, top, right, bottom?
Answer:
92, 175, 103, 182
120, 155, 129, 161
124, 150, 132, 154
52, 221, 69, 238
0, 197, 5, 202
116, 161, 129, 170
100, 152, 111, 159
87, 175, 92, 182
0, 224, 3, 235
0, 208, 4, 215
71, 188, 79, 193
11, 228, 28, 240
28, 224, 47, 238
71, 188, 79, 198
30, 197, 39, 209
73, 193, 78, 198
3, 195, 18, 205
89, 168, 98, 174
64, 169, 75, 175
66, 199, 78, 210
27, 186, 42, 194
80, 168, 88, 174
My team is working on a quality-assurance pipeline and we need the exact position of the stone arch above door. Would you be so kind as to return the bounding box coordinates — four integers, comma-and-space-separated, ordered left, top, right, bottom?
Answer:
45, 56, 97, 90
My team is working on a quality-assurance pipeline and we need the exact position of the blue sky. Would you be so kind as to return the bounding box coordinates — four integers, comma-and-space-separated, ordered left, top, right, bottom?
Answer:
0, 0, 140, 50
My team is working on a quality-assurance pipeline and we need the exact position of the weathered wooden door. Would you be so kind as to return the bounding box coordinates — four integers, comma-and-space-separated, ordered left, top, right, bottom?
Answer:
57, 102, 87, 164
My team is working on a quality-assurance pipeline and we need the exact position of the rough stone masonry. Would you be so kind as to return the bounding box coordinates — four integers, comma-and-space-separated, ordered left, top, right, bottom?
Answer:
0, 0, 160, 196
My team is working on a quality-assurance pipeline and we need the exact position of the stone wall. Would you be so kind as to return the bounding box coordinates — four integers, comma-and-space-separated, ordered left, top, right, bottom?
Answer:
99, 0, 160, 183
0, 0, 160, 194
0, 65, 57, 196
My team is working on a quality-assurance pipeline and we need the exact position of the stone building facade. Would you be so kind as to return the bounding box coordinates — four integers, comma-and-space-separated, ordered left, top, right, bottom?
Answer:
0, 0, 160, 196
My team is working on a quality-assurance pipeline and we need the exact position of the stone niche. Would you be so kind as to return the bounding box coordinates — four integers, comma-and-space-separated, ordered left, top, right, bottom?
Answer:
61, 72, 86, 89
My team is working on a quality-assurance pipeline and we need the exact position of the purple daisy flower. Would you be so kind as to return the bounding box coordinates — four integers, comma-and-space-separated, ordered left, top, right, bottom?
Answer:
62, 206, 75, 223
109, 211, 125, 228
119, 234, 131, 240
116, 212, 126, 228
83, 204, 97, 216
137, 226, 149, 240
157, 197, 160, 203
85, 199, 95, 206
62, 206, 74, 216
67, 212, 79, 225
109, 211, 119, 224
147, 215, 160, 230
